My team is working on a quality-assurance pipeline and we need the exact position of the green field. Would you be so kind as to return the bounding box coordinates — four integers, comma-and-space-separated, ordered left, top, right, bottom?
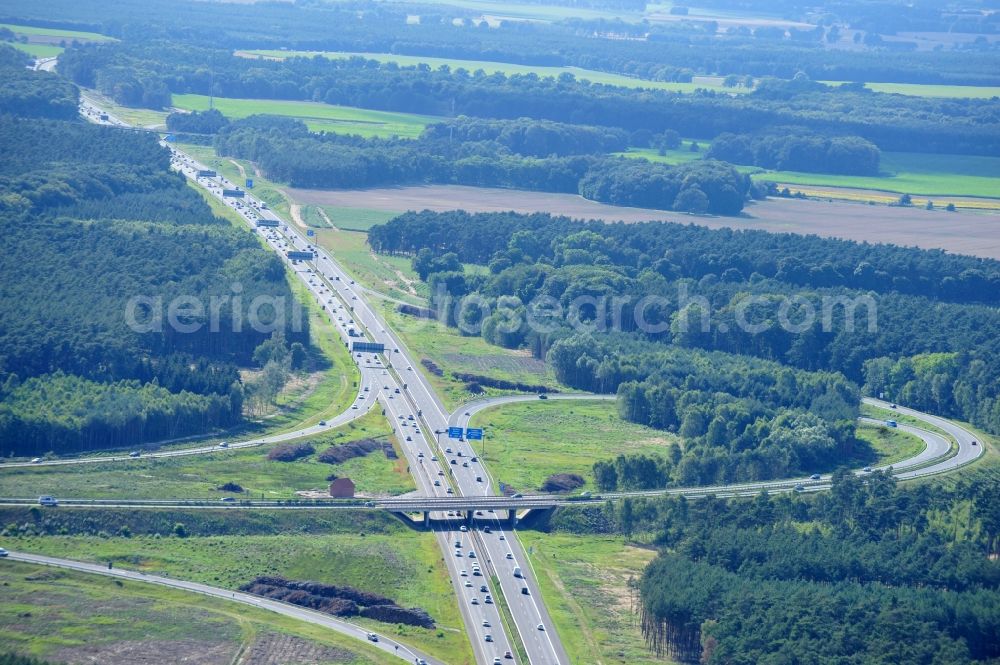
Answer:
518, 532, 661, 665
172, 94, 439, 139
470, 400, 674, 493
7, 531, 471, 664
0, 23, 115, 42
0, 560, 393, 664
0, 410, 414, 500
241, 50, 742, 94
9, 42, 62, 58
825, 80, 1000, 99
623, 148, 1000, 199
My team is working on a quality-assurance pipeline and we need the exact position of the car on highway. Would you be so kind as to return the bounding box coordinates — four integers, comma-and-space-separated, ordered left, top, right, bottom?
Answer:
484, 595, 493, 604
512, 493, 523, 499
471, 598, 479, 605
38, 496, 58, 507
367, 633, 379, 642
447, 488, 454, 494
504, 651, 513, 659
319, 420, 326, 426
506, 553, 513, 560
794, 485, 805, 492
220, 497, 235, 502
480, 584, 488, 592
460, 525, 468, 532
538, 394, 547, 399
30, 457, 42, 464
218, 442, 229, 448
863, 466, 873, 473
810, 474, 821, 480
129, 451, 141, 458
521, 587, 529, 595
0, 547, 8, 557
434, 480, 441, 486
406, 436, 412, 441
483, 633, 491, 641
482, 620, 491, 628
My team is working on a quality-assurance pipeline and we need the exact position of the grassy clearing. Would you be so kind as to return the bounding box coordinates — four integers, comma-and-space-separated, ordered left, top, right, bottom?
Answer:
0, 560, 392, 664
621, 148, 1000, 199
240, 49, 743, 94
0, 23, 115, 42
9, 42, 62, 58
320, 206, 397, 232
172, 94, 439, 139
618, 143, 712, 166
470, 400, 674, 493
0, 410, 413, 500
382, 307, 563, 411
855, 422, 926, 467
6, 532, 472, 665
517, 532, 660, 665
316, 229, 429, 305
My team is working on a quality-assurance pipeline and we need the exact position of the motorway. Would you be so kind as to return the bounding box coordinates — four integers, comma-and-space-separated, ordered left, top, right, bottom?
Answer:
3, 94, 985, 665
2, 551, 441, 665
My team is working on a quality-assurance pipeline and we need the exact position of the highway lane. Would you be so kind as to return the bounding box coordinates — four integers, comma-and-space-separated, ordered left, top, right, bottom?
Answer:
66, 98, 987, 663
1, 551, 440, 665
165, 148, 521, 665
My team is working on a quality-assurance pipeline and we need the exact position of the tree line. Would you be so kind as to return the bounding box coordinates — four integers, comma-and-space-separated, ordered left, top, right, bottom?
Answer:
0, 65, 309, 456
629, 469, 1000, 663
210, 115, 752, 215
368, 210, 1000, 438
59, 42, 1000, 156
10, 0, 1000, 86
707, 127, 881, 175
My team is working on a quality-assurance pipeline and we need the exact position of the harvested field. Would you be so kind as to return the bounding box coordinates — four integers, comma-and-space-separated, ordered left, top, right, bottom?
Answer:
287, 184, 1000, 259
241, 633, 354, 665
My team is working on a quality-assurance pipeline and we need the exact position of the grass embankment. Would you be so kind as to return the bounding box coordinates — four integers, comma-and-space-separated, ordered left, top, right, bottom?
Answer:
854, 421, 926, 467
470, 400, 673, 493
517, 533, 660, 665
177, 142, 291, 219
172, 94, 439, 139
316, 229, 428, 305
382, 307, 561, 411
5, 531, 473, 665
0, 409, 414, 500
0, 560, 394, 664
81, 90, 168, 129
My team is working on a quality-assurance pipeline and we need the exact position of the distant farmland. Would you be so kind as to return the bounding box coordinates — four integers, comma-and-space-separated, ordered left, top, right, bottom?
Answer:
171, 94, 439, 139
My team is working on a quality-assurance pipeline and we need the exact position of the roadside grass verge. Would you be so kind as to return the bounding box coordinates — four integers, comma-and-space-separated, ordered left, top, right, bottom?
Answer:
0, 409, 413, 500
517, 532, 660, 665
5, 532, 472, 665
316, 229, 428, 304
176, 142, 291, 219
382, 307, 562, 411
470, 400, 674, 493
172, 94, 439, 139
81, 90, 168, 129
0, 560, 393, 664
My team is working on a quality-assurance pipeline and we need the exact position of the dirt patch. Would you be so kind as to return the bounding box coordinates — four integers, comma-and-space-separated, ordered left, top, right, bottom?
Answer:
239, 632, 353, 665
317, 438, 382, 464
286, 184, 1000, 259
55, 639, 234, 665
289, 203, 308, 230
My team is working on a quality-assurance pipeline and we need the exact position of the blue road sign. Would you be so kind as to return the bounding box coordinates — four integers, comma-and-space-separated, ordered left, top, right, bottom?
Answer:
164, 133, 175, 142
245, 178, 254, 189
447, 426, 464, 439
466, 428, 483, 440
306, 229, 315, 237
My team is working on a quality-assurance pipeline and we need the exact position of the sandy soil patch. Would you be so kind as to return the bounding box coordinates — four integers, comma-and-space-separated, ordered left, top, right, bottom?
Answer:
287, 184, 1000, 259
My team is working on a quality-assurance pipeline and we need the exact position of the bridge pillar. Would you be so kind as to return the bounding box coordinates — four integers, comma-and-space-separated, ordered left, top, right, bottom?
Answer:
423, 511, 430, 528
508, 509, 518, 529
466, 510, 474, 525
